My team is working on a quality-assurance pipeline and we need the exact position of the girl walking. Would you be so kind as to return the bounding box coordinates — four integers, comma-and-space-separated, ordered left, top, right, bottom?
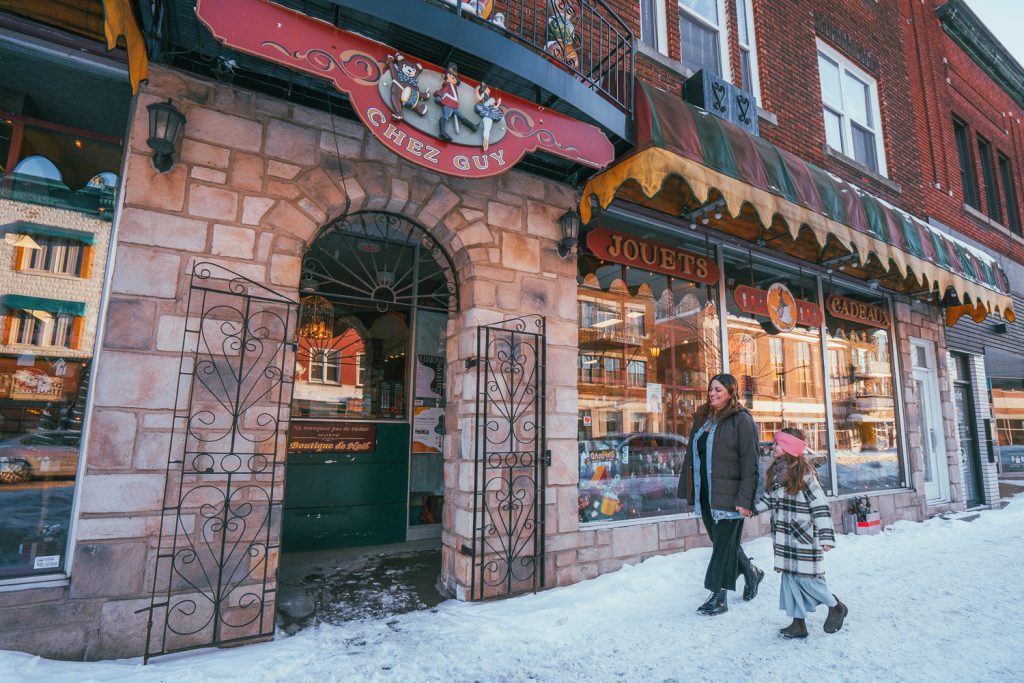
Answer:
749, 428, 848, 638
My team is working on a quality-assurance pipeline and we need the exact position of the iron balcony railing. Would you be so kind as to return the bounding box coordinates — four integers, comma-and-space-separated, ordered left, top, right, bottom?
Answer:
442, 0, 634, 114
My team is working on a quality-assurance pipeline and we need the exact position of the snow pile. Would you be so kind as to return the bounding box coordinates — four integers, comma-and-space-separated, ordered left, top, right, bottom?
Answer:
4, 495, 1024, 682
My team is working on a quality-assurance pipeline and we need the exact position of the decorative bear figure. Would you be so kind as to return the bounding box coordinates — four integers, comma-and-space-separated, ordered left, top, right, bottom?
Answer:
385, 53, 430, 121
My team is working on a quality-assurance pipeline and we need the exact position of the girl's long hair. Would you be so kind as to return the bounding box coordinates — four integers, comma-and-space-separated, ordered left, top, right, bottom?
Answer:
708, 373, 741, 419
766, 426, 818, 496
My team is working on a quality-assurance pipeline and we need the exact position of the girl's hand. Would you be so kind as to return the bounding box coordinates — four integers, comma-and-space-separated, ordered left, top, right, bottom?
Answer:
736, 506, 752, 517
822, 544, 834, 552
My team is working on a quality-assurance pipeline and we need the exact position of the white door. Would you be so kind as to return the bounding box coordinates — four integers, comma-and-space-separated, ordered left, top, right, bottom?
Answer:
911, 340, 949, 502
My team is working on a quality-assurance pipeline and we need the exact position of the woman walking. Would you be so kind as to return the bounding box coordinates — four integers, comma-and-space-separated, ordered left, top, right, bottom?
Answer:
679, 373, 764, 616
748, 427, 848, 638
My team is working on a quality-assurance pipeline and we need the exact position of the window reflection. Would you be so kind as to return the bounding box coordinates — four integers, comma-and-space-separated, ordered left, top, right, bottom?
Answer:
577, 243, 720, 523
723, 252, 830, 488
825, 286, 902, 493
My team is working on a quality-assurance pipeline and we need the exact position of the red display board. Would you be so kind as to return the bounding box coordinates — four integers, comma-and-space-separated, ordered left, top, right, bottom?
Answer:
585, 228, 719, 284
195, 0, 615, 177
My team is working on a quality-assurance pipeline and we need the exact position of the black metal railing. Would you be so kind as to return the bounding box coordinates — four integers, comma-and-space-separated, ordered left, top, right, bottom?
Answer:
444, 0, 634, 114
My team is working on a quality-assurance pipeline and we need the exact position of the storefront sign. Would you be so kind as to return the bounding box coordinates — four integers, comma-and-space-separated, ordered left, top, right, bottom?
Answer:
288, 421, 377, 454
195, 0, 614, 178
412, 406, 444, 453
826, 294, 890, 328
733, 284, 822, 328
8, 368, 63, 400
585, 228, 719, 285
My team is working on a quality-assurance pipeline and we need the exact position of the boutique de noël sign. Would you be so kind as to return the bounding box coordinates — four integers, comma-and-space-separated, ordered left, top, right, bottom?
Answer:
196, 0, 614, 178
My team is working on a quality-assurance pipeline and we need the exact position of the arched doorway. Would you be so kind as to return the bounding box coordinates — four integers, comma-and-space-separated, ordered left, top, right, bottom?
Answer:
282, 211, 458, 551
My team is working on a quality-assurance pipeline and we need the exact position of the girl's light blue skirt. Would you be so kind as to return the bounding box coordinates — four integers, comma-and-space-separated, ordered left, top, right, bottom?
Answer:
779, 571, 837, 618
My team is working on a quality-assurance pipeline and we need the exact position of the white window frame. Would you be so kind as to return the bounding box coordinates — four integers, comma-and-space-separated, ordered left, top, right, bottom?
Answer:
678, 0, 731, 82
308, 349, 341, 384
736, 0, 761, 100
816, 38, 888, 177
639, 0, 669, 55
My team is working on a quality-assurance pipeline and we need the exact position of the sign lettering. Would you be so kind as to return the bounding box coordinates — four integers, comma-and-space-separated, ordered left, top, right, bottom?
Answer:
586, 228, 719, 285
288, 421, 377, 454
826, 294, 890, 328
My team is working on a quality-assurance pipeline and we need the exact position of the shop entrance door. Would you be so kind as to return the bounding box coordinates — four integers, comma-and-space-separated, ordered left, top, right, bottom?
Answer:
911, 340, 949, 503
951, 354, 983, 507
282, 212, 457, 552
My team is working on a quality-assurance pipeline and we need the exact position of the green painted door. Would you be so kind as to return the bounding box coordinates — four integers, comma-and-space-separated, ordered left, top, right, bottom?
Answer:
282, 422, 410, 551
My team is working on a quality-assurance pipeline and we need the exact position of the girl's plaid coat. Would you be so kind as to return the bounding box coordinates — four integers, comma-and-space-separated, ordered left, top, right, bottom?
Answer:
753, 470, 836, 578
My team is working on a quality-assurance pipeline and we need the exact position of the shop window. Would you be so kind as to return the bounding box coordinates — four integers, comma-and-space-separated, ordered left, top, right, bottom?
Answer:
817, 39, 887, 175
22, 236, 86, 277
977, 136, 1001, 224
998, 153, 1021, 235
824, 284, 903, 495
724, 250, 830, 488
4, 310, 80, 349
679, 0, 729, 79
736, 0, 760, 98
577, 235, 720, 523
953, 117, 979, 209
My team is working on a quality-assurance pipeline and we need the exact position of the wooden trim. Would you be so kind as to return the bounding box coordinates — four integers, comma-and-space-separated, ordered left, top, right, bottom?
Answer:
79, 245, 93, 279
1, 314, 15, 345
13, 246, 29, 271
69, 317, 84, 350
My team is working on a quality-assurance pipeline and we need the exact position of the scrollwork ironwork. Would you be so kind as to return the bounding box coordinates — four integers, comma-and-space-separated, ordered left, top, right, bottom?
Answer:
471, 316, 547, 600
144, 263, 297, 662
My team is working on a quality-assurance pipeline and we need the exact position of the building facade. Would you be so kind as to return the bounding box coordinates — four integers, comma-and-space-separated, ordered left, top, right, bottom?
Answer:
0, 0, 1020, 662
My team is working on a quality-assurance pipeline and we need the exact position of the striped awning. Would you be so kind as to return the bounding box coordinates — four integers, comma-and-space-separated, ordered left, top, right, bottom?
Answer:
582, 83, 1014, 320
3, 295, 86, 317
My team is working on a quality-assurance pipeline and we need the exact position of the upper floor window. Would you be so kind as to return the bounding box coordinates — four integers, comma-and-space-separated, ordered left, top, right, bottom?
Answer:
977, 136, 1001, 224
679, 0, 729, 79
309, 350, 341, 384
817, 40, 887, 176
953, 117, 979, 209
736, 0, 760, 99
998, 153, 1021, 235
24, 236, 85, 276
5, 310, 76, 348
639, 0, 668, 55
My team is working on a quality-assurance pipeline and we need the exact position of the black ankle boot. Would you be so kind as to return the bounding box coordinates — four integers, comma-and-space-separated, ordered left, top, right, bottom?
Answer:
779, 618, 808, 639
697, 589, 728, 616
742, 564, 764, 601
824, 595, 848, 633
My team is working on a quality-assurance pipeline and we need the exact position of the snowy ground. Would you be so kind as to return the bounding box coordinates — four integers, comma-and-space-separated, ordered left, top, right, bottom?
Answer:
3, 495, 1024, 683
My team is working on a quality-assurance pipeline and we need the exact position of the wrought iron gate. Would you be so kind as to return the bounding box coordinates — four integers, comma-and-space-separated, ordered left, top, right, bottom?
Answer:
143, 262, 297, 662
470, 315, 547, 600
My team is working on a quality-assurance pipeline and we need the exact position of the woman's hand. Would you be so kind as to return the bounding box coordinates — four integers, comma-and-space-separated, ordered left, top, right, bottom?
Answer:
822, 544, 834, 552
736, 506, 752, 517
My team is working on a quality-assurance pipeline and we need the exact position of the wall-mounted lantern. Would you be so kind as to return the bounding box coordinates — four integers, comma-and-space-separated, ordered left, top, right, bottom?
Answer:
146, 99, 186, 172
557, 209, 581, 258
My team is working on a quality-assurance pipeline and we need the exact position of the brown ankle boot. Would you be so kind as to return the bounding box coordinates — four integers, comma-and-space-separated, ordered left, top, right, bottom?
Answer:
824, 596, 848, 633
779, 618, 808, 639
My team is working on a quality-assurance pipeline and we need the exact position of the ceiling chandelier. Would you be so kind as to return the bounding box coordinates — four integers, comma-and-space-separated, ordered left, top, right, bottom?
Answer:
298, 295, 334, 343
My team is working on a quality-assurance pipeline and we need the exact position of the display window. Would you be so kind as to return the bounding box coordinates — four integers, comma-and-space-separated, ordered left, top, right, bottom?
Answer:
0, 355, 89, 579
824, 282, 903, 493
577, 227, 720, 523
723, 250, 830, 488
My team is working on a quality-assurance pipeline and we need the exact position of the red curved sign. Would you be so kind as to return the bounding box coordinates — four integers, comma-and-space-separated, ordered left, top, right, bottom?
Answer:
195, 0, 615, 177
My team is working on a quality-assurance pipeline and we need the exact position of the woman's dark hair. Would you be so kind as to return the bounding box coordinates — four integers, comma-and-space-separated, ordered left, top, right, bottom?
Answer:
708, 373, 741, 418
766, 426, 818, 496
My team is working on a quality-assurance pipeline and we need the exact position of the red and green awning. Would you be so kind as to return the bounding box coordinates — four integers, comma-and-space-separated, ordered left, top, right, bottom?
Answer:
582, 83, 1014, 320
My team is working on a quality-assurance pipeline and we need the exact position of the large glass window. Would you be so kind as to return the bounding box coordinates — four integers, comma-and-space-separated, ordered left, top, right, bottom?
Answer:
998, 153, 1021, 235
577, 235, 720, 523
639, 0, 667, 53
679, 0, 728, 78
817, 40, 887, 175
724, 251, 830, 487
953, 117, 979, 209
736, 0, 760, 98
825, 284, 902, 494
977, 136, 1001, 224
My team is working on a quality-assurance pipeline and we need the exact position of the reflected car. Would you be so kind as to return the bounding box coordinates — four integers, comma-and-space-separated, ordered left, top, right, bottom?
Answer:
998, 445, 1024, 474
0, 431, 81, 484
579, 432, 689, 520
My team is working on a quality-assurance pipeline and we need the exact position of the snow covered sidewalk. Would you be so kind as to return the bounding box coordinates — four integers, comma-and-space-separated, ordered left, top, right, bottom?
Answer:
4, 496, 1024, 683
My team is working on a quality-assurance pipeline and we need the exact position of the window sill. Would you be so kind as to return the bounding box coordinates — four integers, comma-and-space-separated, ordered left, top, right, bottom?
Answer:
961, 203, 1024, 243
15, 269, 87, 281
633, 40, 777, 126
0, 574, 69, 592
823, 146, 901, 194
